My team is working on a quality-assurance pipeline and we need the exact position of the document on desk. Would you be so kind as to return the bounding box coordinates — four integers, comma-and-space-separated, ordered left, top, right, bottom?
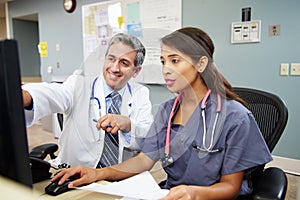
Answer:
77, 171, 169, 199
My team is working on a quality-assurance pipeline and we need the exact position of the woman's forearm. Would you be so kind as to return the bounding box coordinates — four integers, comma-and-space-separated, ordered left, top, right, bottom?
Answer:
97, 152, 155, 181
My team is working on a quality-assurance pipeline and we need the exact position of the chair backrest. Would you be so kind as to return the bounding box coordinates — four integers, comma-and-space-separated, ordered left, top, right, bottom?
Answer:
233, 87, 288, 152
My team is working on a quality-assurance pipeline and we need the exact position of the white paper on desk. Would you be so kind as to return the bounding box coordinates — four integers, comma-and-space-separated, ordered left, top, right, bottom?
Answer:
77, 171, 169, 199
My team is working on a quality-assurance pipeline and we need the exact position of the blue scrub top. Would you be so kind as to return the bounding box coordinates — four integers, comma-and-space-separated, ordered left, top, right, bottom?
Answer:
142, 93, 272, 194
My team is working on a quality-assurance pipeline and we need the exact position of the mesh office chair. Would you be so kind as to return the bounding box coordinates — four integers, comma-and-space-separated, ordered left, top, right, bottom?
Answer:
233, 87, 288, 200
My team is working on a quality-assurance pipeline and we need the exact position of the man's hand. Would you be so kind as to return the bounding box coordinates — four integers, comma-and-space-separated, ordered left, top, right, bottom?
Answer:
22, 89, 33, 108
95, 114, 131, 133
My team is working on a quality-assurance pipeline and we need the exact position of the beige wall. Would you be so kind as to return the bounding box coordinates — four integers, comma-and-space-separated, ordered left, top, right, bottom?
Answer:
21, 76, 42, 83
0, 18, 7, 39
0, 3, 7, 39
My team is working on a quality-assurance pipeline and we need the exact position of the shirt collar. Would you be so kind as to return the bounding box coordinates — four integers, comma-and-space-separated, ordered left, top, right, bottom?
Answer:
101, 77, 126, 98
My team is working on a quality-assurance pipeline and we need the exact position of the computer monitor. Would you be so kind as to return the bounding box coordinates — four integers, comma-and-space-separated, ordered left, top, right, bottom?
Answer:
0, 39, 33, 188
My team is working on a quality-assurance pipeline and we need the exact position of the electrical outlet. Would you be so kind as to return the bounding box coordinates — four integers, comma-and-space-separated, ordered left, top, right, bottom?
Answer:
280, 63, 289, 76
269, 25, 280, 36
290, 63, 300, 76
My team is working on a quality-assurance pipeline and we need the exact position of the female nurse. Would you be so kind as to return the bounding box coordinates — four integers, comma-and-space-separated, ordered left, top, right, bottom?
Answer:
52, 27, 272, 199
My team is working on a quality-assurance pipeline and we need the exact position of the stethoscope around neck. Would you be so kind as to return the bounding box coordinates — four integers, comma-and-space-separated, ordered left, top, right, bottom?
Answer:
161, 89, 222, 167
90, 77, 132, 118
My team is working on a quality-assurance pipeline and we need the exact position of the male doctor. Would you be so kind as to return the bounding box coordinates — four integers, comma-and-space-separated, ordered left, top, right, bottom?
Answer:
22, 33, 153, 168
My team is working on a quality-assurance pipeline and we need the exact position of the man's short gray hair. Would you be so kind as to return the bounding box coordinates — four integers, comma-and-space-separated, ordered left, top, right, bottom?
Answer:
105, 33, 146, 68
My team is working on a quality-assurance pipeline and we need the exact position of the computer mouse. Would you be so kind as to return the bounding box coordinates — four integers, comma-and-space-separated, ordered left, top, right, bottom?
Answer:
45, 178, 74, 196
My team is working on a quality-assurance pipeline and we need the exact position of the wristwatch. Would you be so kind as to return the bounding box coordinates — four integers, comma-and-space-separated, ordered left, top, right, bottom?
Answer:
63, 0, 76, 13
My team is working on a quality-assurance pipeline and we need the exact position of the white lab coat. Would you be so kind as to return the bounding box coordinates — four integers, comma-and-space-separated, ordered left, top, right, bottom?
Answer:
23, 74, 153, 168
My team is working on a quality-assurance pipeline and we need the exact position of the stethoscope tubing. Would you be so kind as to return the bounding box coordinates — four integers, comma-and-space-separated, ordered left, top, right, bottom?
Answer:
165, 91, 183, 155
90, 77, 132, 112
164, 89, 222, 157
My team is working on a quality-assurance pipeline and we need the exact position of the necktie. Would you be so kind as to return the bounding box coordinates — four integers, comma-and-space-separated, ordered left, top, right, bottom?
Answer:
97, 92, 122, 168
108, 91, 122, 115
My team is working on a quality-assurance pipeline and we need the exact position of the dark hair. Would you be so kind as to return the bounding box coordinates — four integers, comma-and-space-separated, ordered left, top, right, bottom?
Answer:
106, 33, 146, 69
161, 27, 247, 107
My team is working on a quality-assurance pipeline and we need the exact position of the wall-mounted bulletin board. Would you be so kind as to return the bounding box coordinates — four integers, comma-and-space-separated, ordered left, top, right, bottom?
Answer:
82, 0, 182, 84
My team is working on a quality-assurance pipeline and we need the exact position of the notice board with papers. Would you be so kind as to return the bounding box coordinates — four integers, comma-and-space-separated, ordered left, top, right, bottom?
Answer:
81, 0, 182, 84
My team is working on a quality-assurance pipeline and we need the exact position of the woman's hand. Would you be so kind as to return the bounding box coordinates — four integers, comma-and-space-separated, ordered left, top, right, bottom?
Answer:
161, 185, 196, 200
51, 165, 99, 188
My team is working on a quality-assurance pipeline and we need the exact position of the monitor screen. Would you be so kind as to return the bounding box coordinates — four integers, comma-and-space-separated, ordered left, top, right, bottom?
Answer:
0, 39, 33, 188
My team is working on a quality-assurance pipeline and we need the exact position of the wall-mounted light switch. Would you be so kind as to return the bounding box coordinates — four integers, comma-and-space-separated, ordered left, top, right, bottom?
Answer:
56, 43, 60, 51
47, 66, 53, 74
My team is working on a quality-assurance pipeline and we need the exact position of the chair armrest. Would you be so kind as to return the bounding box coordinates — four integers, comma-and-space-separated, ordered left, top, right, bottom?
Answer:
252, 167, 287, 200
29, 157, 52, 183
29, 143, 58, 160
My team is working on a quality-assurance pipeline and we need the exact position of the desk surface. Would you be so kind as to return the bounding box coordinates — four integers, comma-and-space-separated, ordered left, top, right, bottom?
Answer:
0, 164, 167, 199
34, 180, 122, 199
0, 176, 122, 199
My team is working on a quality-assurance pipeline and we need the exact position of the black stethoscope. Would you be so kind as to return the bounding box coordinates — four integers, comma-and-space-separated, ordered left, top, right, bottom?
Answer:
161, 89, 222, 167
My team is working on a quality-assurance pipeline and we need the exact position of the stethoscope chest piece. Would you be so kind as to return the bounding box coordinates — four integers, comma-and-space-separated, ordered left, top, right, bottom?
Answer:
161, 153, 174, 167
